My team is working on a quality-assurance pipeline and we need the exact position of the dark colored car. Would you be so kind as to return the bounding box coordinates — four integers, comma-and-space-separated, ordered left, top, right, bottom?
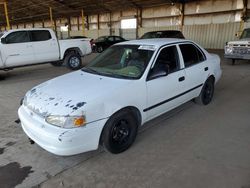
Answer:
140, 30, 185, 39
92, 35, 127, 53
68, 36, 88, 39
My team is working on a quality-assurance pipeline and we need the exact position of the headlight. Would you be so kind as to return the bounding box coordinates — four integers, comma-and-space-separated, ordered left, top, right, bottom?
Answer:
46, 115, 86, 129
225, 46, 233, 54
22, 96, 27, 106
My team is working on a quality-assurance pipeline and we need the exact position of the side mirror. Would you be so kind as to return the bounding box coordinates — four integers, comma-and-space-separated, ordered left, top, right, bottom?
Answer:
235, 32, 241, 38
1, 37, 6, 44
148, 66, 169, 80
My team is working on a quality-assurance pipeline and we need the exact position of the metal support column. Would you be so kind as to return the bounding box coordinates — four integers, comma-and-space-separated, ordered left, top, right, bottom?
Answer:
81, 10, 85, 35
49, 7, 54, 30
4, 2, 10, 30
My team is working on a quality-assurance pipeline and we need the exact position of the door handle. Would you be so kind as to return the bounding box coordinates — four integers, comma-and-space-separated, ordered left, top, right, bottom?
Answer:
204, 67, 208, 71
178, 76, 185, 82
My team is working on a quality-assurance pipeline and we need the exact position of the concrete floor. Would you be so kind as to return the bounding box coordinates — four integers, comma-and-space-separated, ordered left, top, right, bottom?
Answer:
0, 51, 250, 188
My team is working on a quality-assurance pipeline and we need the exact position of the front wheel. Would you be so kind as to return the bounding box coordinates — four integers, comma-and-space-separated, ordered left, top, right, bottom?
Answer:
64, 52, 82, 70
101, 110, 138, 154
195, 78, 214, 105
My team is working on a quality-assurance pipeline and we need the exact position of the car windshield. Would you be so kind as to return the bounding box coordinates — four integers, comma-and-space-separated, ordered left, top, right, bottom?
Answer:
240, 29, 250, 39
0, 32, 4, 38
82, 45, 155, 79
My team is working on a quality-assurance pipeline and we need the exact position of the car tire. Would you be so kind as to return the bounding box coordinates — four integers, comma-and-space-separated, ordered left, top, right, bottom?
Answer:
101, 110, 138, 154
195, 77, 214, 105
97, 46, 103, 53
64, 52, 82, 70
50, 61, 63, 67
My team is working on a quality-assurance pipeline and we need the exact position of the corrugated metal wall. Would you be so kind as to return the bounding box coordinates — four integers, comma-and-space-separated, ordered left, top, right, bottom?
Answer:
183, 22, 240, 49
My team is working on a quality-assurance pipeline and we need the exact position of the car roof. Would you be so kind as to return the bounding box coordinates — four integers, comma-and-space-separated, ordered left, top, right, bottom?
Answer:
8, 28, 52, 32
116, 38, 190, 48
146, 30, 181, 33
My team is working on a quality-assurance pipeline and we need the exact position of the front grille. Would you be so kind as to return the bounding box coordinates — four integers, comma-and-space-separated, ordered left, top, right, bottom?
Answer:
232, 47, 250, 55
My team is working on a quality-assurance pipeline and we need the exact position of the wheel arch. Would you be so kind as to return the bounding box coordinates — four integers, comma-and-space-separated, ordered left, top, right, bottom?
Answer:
63, 47, 82, 59
207, 74, 215, 84
99, 106, 142, 144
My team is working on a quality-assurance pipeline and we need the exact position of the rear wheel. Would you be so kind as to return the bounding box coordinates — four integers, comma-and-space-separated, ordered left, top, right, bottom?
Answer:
97, 46, 103, 53
64, 52, 82, 70
195, 78, 214, 105
101, 110, 138, 154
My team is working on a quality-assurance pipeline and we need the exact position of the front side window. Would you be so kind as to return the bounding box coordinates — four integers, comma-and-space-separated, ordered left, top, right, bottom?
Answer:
179, 44, 205, 67
151, 45, 180, 74
31, 30, 51, 42
82, 45, 154, 79
5, 31, 30, 44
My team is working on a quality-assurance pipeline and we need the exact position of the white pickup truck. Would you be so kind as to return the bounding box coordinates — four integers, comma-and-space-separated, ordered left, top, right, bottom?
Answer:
0, 28, 92, 71
224, 28, 250, 65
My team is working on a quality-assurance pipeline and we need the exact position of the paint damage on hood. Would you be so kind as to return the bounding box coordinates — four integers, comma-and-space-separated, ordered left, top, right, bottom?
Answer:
24, 70, 132, 117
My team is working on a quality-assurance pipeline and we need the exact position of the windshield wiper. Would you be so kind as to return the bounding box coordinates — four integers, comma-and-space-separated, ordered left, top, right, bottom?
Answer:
82, 67, 101, 75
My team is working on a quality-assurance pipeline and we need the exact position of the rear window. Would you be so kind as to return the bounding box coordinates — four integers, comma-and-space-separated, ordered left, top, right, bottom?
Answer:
31, 30, 51, 42
141, 31, 184, 39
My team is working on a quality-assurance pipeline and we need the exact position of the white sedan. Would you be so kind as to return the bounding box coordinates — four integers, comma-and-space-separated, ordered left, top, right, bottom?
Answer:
18, 39, 222, 156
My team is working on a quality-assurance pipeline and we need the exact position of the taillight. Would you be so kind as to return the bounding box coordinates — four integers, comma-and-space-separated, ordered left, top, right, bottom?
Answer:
90, 39, 94, 48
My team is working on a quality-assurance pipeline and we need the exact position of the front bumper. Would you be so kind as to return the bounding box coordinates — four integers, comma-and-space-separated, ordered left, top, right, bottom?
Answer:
18, 105, 107, 156
224, 53, 250, 60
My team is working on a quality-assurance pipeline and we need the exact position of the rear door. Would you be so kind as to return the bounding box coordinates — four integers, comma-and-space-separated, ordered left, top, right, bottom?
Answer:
178, 43, 208, 99
145, 45, 186, 120
30, 30, 59, 63
2, 31, 35, 67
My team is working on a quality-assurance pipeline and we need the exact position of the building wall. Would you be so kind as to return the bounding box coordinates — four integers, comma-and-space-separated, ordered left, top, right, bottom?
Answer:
1, 0, 249, 49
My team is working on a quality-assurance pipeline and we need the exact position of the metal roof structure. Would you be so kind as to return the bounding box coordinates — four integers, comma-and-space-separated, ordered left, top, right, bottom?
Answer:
0, 0, 199, 25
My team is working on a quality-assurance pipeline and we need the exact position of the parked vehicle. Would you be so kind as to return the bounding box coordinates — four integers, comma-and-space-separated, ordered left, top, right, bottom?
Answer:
18, 38, 222, 156
140, 30, 185, 39
0, 28, 92, 71
92, 35, 126, 53
224, 28, 250, 65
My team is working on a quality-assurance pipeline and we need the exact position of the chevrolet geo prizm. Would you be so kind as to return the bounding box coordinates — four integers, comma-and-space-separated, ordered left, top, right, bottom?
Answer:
18, 38, 222, 156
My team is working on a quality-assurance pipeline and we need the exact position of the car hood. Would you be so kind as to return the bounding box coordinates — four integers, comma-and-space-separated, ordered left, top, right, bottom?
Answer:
24, 70, 132, 117
228, 39, 250, 45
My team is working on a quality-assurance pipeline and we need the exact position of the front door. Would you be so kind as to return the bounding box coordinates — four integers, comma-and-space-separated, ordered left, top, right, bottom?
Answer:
2, 31, 35, 67
145, 45, 186, 120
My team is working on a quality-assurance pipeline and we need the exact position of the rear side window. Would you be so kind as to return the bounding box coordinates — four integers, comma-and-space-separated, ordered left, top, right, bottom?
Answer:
115, 36, 123, 41
31, 30, 51, 42
108, 37, 114, 42
5, 31, 30, 44
179, 44, 205, 67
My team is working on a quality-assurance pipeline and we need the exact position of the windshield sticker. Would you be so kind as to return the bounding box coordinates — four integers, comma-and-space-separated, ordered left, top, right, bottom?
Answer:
138, 45, 156, 51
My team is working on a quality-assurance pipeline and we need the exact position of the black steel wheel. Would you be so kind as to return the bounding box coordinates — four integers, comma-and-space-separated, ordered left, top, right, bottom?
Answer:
195, 78, 214, 105
101, 110, 138, 154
